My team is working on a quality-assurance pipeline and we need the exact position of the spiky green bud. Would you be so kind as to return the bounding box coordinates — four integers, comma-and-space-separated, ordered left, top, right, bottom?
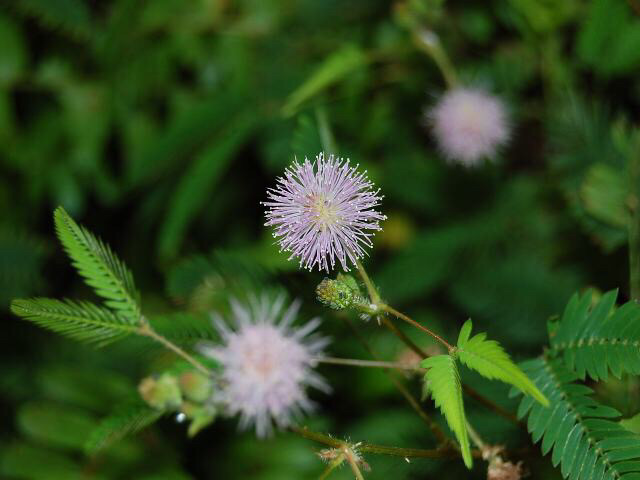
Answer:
316, 277, 357, 310
179, 371, 212, 403
138, 373, 182, 410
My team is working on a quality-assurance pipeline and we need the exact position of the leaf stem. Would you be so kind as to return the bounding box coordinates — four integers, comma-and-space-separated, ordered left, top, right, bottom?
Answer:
138, 322, 210, 376
412, 29, 458, 89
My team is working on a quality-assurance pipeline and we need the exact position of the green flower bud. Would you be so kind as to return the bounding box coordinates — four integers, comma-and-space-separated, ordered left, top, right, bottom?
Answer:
179, 371, 212, 403
316, 277, 356, 310
139, 373, 182, 410
181, 401, 217, 437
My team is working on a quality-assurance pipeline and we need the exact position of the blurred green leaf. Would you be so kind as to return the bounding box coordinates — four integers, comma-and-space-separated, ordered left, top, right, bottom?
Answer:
12, 0, 92, 39
17, 401, 96, 451
0, 12, 26, 86
282, 45, 368, 117
0, 442, 86, 480
580, 163, 629, 229
85, 398, 162, 454
157, 111, 258, 260
577, 0, 640, 76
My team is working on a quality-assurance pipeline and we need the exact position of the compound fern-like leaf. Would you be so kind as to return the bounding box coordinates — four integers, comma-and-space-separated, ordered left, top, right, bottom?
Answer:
515, 356, 640, 479
422, 354, 472, 468
85, 398, 162, 453
457, 320, 548, 406
54, 207, 141, 322
550, 289, 640, 380
10, 298, 138, 346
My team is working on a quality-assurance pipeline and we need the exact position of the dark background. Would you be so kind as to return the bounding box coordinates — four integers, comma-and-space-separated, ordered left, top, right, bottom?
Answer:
1, 0, 640, 478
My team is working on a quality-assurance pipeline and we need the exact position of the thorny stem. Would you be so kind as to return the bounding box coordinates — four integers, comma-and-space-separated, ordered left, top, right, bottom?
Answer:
138, 322, 210, 376
290, 426, 463, 459
317, 356, 421, 370
318, 456, 345, 480
345, 450, 365, 480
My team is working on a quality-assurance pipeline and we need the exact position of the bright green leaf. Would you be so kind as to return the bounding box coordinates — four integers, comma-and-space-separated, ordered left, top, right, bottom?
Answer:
53, 207, 141, 322
421, 354, 472, 469
457, 320, 548, 406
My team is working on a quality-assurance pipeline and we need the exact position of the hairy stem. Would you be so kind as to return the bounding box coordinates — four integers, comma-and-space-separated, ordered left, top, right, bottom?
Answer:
139, 323, 210, 376
355, 259, 381, 304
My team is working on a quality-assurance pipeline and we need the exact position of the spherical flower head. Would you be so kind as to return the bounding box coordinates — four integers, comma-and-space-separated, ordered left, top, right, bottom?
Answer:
201, 295, 330, 437
262, 153, 386, 272
428, 87, 510, 166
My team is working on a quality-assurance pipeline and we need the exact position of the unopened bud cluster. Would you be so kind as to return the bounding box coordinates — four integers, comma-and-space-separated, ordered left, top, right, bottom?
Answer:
316, 274, 377, 317
138, 370, 216, 437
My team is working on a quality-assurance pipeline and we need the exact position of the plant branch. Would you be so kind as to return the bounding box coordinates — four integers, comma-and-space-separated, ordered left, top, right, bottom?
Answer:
352, 262, 522, 427
317, 356, 421, 370
138, 322, 210, 376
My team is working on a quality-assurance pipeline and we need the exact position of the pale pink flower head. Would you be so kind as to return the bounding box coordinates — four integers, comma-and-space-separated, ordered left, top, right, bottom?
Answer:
262, 153, 386, 272
202, 295, 329, 437
428, 87, 510, 166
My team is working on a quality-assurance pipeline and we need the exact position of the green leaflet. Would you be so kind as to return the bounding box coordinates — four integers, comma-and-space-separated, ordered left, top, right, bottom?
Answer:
421, 354, 472, 469
17, 401, 95, 452
10, 298, 139, 346
457, 320, 549, 406
550, 289, 640, 381
515, 357, 640, 479
54, 207, 141, 323
85, 398, 162, 454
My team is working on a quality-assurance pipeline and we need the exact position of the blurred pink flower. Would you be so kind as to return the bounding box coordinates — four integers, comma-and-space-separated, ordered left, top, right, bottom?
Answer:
202, 295, 329, 437
263, 153, 386, 272
428, 87, 510, 166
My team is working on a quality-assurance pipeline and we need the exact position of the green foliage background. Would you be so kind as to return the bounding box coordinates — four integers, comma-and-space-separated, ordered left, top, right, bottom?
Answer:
1, 0, 640, 478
